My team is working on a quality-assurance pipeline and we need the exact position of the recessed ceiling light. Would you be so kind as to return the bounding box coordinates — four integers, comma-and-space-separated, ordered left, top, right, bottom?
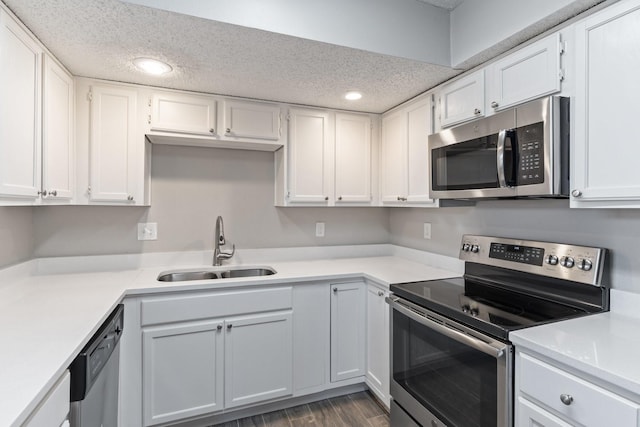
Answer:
133, 57, 173, 75
345, 91, 363, 101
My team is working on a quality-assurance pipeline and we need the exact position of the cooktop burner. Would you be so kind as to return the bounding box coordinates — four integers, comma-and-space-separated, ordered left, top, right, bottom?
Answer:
390, 235, 609, 340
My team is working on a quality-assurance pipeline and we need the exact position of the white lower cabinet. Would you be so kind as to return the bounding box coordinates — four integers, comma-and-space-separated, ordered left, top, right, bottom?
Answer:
516, 350, 640, 427
143, 320, 224, 426
330, 281, 366, 382
365, 283, 390, 408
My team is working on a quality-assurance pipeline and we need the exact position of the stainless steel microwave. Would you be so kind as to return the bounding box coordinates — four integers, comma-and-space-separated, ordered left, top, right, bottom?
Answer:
429, 96, 569, 199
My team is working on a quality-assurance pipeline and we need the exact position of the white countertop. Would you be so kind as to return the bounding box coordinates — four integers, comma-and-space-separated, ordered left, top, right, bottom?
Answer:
0, 245, 462, 427
510, 289, 640, 398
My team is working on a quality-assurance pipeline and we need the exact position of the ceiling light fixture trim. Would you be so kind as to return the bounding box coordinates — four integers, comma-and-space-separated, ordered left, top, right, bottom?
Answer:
133, 57, 173, 75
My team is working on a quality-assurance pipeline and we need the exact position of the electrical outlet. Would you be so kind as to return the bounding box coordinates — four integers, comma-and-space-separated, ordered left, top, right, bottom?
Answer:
315, 222, 325, 237
423, 222, 432, 239
137, 222, 158, 241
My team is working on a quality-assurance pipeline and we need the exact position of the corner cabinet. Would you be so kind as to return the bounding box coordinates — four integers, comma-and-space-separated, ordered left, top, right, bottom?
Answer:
571, 0, 640, 208
276, 108, 374, 206
380, 96, 437, 207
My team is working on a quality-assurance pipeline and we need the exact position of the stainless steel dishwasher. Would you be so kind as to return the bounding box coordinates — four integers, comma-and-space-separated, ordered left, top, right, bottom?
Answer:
69, 304, 124, 427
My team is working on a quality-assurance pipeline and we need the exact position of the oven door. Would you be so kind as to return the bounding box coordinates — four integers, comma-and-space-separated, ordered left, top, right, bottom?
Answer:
388, 296, 512, 427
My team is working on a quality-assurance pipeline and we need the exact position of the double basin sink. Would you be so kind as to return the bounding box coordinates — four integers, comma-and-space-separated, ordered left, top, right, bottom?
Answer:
158, 266, 276, 282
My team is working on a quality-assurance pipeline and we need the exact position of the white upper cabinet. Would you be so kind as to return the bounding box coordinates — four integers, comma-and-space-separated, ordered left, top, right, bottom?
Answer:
380, 96, 437, 207
42, 54, 74, 202
0, 8, 42, 202
285, 107, 331, 204
334, 113, 372, 204
223, 99, 281, 141
437, 70, 485, 128
75, 79, 150, 206
150, 91, 217, 136
487, 33, 564, 112
572, 0, 640, 207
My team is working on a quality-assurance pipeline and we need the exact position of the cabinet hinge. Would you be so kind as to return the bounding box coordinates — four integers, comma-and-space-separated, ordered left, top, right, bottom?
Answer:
559, 40, 567, 55
279, 113, 282, 136
148, 97, 152, 107
286, 191, 290, 199
286, 114, 291, 121
148, 114, 152, 124
559, 69, 565, 82
87, 186, 91, 195
88, 91, 93, 102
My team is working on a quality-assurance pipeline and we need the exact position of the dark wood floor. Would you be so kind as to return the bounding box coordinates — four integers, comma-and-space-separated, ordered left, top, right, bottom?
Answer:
213, 391, 389, 427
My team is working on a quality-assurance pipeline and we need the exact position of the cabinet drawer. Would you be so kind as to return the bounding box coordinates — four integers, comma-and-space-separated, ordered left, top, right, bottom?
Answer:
519, 352, 640, 426
141, 287, 292, 326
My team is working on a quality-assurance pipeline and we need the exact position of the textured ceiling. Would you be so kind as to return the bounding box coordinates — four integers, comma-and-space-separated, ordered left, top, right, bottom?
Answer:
2, 0, 460, 113
1, 0, 604, 114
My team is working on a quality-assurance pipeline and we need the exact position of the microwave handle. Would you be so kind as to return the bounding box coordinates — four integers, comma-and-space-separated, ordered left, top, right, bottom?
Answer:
497, 129, 516, 188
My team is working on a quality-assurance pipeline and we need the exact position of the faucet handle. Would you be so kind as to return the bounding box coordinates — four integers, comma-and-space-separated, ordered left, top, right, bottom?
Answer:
219, 243, 236, 259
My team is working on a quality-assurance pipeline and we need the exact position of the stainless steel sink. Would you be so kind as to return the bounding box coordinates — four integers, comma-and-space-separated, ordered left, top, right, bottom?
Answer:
157, 267, 276, 282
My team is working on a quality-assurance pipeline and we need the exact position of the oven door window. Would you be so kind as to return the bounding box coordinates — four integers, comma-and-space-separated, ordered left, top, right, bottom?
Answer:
393, 309, 502, 427
431, 134, 514, 191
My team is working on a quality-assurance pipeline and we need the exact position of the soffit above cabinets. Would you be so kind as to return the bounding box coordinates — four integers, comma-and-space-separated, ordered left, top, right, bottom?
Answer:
1, 0, 606, 114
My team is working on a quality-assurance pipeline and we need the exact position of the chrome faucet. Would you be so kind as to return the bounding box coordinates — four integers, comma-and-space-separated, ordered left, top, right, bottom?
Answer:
213, 216, 235, 266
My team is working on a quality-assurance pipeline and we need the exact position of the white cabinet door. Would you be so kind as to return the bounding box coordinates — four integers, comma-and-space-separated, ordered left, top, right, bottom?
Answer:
438, 70, 485, 128
330, 281, 366, 382
335, 113, 372, 204
42, 54, 74, 202
406, 99, 435, 204
572, 0, 640, 206
287, 108, 331, 203
487, 33, 563, 112
517, 397, 572, 427
0, 8, 41, 201
380, 109, 407, 203
89, 84, 139, 203
224, 312, 293, 408
142, 320, 224, 426
292, 283, 330, 395
365, 284, 389, 408
23, 370, 70, 427
150, 91, 217, 136
223, 99, 280, 140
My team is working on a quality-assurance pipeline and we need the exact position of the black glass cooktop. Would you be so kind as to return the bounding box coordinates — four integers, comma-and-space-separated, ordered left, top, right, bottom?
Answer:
390, 275, 596, 340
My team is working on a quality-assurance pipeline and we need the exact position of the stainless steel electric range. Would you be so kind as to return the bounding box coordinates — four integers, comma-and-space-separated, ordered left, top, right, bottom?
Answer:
388, 235, 609, 427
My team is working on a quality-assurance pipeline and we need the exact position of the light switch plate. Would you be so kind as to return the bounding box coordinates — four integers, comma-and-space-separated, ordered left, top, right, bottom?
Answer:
423, 222, 431, 239
315, 222, 325, 237
138, 222, 158, 240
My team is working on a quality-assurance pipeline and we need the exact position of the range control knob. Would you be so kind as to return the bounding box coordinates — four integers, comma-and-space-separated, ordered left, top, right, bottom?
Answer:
560, 256, 575, 268
462, 243, 471, 252
461, 305, 470, 313
469, 307, 479, 317
577, 259, 593, 271
471, 244, 480, 253
546, 255, 559, 265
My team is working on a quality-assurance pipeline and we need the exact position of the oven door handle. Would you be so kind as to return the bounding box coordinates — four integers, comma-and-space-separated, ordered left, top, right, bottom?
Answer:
388, 297, 508, 359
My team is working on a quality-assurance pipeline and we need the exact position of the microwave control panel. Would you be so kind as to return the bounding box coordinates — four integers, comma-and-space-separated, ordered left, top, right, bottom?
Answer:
516, 122, 544, 185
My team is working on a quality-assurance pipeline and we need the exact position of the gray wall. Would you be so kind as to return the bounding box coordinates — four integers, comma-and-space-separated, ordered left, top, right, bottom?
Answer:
33, 145, 390, 257
0, 207, 34, 267
389, 200, 640, 292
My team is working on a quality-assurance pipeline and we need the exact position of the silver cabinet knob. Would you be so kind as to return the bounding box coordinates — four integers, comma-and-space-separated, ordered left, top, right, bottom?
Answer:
560, 394, 573, 405
333, 287, 338, 293
491, 101, 499, 109
38, 190, 48, 197
571, 189, 582, 198
49, 190, 57, 197
377, 291, 384, 297
217, 324, 223, 331
324, 196, 329, 201
127, 195, 134, 201
396, 196, 407, 201
209, 128, 215, 134
338, 196, 343, 201
226, 128, 231, 134
227, 324, 233, 330
474, 108, 481, 115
